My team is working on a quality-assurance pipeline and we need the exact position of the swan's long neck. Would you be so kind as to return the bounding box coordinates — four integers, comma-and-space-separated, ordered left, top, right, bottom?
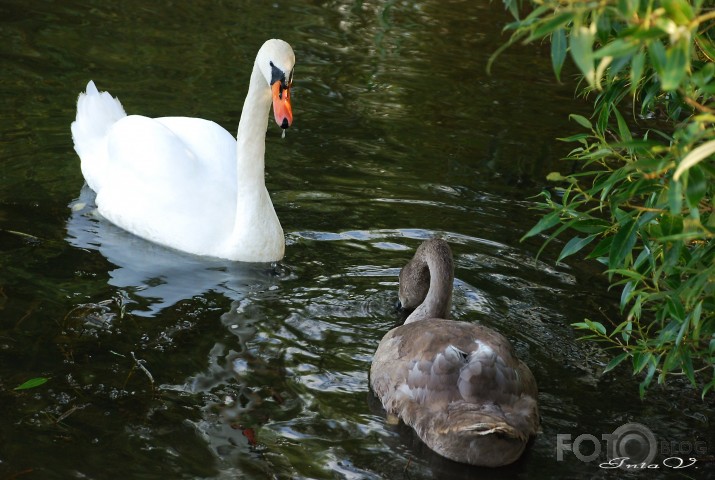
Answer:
405, 243, 454, 324
224, 62, 284, 261
235, 64, 272, 185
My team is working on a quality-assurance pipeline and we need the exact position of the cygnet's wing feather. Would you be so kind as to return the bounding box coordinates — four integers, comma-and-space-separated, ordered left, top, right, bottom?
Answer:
371, 318, 538, 432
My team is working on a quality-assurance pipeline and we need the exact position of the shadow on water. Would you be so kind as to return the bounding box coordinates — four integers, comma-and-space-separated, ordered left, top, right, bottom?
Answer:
65, 185, 287, 317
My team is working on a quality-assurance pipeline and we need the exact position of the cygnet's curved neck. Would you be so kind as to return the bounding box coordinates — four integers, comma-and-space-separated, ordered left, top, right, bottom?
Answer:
405, 241, 454, 324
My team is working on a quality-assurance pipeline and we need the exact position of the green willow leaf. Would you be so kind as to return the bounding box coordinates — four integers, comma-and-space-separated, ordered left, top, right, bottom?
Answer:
691, 301, 703, 342
682, 354, 696, 386
594, 39, 639, 59
569, 114, 592, 129
674, 139, 715, 181
662, 346, 682, 372
620, 280, 637, 311
630, 50, 646, 93
692, 59, 715, 87
668, 178, 683, 214
675, 314, 691, 346
586, 320, 607, 335
609, 218, 639, 270
570, 26, 596, 87
604, 351, 629, 373
571, 219, 609, 234
685, 165, 707, 209
546, 171, 570, 181
662, 0, 695, 24
588, 236, 613, 260
558, 234, 597, 262
695, 33, 715, 63
613, 108, 632, 143
617, 0, 640, 17
648, 39, 667, 78
522, 4, 552, 24
532, 12, 575, 39
639, 359, 658, 398
702, 377, 715, 400
661, 38, 690, 91
621, 320, 633, 342
521, 210, 561, 240
503, 0, 520, 20
607, 268, 645, 282
633, 351, 652, 373
667, 296, 686, 322
557, 133, 591, 142
551, 28, 567, 82
657, 231, 703, 242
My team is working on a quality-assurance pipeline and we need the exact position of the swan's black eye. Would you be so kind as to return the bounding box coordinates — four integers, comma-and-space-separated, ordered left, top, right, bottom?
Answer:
269, 61, 286, 87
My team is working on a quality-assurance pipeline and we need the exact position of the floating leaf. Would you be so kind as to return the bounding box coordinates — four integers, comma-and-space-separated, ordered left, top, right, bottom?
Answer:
14, 377, 49, 391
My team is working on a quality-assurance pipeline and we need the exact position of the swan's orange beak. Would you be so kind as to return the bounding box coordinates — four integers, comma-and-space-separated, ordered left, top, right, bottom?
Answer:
272, 81, 292, 130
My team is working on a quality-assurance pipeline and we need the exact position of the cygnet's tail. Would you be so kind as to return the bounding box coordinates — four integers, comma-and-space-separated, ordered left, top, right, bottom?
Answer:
70, 80, 126, 160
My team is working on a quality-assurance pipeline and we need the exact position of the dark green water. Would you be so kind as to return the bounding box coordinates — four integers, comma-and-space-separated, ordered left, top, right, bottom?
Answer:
1, 1, 713, 479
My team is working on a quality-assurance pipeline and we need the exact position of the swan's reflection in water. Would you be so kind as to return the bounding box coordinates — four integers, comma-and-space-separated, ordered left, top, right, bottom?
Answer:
65, 185, 285, 317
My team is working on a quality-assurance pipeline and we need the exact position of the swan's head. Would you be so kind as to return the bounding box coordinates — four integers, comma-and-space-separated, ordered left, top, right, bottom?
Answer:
398, 258, 430, 313
256, 39, 295, 130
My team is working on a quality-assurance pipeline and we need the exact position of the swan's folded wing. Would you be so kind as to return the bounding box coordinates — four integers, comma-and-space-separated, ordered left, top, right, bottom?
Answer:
97, 115, 238, 251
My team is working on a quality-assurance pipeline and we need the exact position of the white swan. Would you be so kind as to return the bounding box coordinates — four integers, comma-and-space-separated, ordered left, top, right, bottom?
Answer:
70, 39, 295, 262
370, 239, 539, 467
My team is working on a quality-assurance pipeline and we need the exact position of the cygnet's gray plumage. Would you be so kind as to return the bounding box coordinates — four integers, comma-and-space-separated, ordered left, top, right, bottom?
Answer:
370, 239, 539, 467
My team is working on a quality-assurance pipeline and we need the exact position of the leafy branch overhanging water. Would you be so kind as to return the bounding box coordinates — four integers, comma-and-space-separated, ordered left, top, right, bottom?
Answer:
494, 0, 715, 398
